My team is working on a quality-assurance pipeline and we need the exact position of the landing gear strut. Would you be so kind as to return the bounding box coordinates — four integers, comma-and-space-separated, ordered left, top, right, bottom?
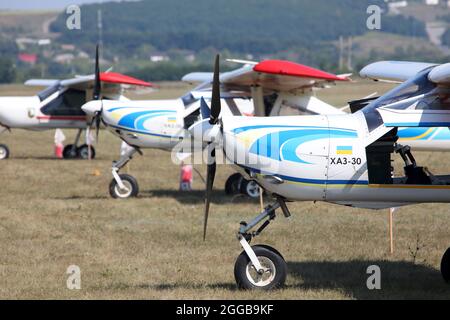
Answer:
234, 197, 291, 290
62, 129, 96, 160
109, 146, 141, 199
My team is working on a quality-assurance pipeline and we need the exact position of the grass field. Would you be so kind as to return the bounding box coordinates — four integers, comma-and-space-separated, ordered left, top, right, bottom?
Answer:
1, 81, 450, 300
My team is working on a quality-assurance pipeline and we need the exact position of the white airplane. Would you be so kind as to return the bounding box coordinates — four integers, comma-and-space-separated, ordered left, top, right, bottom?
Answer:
185, 60, 450, 199
191, 56, 450, 290
0, 54, 152, 160
82, 56, 349, 199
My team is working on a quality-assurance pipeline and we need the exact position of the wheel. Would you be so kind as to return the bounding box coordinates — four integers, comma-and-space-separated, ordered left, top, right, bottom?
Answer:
0, 144, 9, 160
78, 144, 96, 160
234, 245, 287, 290
441, 247, 450, 282
63, 144, 79, 159
225, 173, 243, 195
109, 174, 139, 199
240, 179, 261, 199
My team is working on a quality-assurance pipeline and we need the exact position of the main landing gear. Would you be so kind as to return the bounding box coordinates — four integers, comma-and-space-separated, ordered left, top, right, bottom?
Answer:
63, 129, 96, 160
109, 146, 141, 199
225, 173, 261, 199
234, 197, 291, 290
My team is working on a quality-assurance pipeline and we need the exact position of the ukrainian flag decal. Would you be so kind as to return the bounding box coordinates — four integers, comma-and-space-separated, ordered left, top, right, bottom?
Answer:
167, 117, 177, 123
337, 146, 353, 155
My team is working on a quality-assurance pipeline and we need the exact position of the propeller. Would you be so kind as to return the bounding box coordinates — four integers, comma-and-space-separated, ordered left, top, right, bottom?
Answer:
203, 54, 221, 241
89, 44, 103, 140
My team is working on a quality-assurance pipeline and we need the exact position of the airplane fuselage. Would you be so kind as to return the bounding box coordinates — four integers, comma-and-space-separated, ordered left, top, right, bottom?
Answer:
101, 99, 186, 150
0, 95, 87, 131
99, 97, 254, 150
221, 113, 450, 209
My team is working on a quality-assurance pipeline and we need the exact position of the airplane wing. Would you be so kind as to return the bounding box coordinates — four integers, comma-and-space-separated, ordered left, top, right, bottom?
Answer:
360, 61, 437, 82
183, 60, 349, 95
25, 79, 60, 87
25, 72, 153, 99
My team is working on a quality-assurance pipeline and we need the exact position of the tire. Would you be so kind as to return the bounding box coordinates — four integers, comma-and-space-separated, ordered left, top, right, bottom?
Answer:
441, 247, 450, 283
234, 245, 287, 290
109, 174, 139, 199
240, 179, 261, 199
78, 144, 96, 160
225, 173, 243, 195
63, 144, 79, 159
0, 144, 9, 160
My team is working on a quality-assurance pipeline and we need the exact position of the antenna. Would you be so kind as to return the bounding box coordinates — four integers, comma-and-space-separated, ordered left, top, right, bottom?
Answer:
346, 36, 353, 71
97, 1, 103, 59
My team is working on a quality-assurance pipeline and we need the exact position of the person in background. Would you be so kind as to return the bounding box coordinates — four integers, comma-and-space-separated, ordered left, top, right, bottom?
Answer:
179, 161, 193, 191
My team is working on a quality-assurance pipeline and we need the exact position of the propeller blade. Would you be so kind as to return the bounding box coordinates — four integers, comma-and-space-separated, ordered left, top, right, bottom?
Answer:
203, 146, 216, 241
209, 54, 221, 124
91, 45, 102, 141
93, 44, 101, 101
95, 111, 101, 141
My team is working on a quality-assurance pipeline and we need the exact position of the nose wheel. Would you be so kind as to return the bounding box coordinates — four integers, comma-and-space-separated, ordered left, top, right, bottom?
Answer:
0, 144, 9, 160
441, 247, 450, 283
109, 174, 139, 199
234, 245, 287, 290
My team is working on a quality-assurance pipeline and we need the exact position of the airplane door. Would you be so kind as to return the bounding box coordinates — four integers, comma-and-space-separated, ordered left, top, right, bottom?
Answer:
325, 114, 366, 201
276, 116, 330, 201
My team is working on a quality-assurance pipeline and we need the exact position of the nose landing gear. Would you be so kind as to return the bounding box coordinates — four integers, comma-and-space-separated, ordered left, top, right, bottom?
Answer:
109, 146, 141, 199
233, 197, 291, 290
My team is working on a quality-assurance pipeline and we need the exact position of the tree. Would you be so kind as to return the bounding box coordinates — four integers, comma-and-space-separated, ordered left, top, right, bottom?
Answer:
0, 58, 16, 84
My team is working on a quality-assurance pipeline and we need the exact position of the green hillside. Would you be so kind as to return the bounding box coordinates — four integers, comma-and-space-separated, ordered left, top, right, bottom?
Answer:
50, 0, 426, 59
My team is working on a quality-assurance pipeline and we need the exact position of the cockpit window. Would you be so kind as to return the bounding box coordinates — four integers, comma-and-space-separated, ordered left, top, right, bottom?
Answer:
41, 88, 86, 116
181, 92, 198, 107
37, 83, 61, 101
362, 68, 436, 131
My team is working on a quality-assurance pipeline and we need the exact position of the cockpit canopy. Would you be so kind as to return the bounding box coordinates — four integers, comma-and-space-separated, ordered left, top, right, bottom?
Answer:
361, 68, 450, 131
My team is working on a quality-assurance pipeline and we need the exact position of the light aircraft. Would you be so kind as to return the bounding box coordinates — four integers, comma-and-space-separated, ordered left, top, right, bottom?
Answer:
0, 60, 152, 160
184, 59, 450, 199
190, 56, 450, 290
82, 56, 350, 199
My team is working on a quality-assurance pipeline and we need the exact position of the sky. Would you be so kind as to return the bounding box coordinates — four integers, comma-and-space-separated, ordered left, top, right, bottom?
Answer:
0, 0, 138, 10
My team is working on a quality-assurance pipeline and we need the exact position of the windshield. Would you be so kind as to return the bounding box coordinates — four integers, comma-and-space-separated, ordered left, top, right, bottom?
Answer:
181, 92, 198, 107
37, 83, 61, 102
362, 68, 436, 131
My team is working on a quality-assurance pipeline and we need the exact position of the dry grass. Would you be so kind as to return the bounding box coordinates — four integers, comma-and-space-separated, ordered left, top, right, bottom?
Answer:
1, 82, 450, 300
